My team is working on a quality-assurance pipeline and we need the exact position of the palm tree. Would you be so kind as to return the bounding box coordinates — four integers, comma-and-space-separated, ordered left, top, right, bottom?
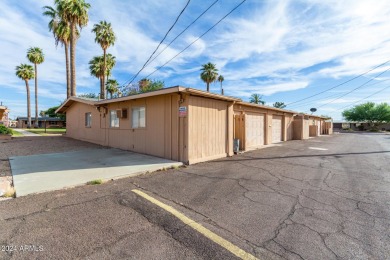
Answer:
249, 94, 265, 105
43, 6, 75, 98
105, 53, 116, 82
88, 54, 116, 98
15, 64, 35, 128
27, 47, 44, 128
92, 21, 116, 99
55, 0, 91, 97
273, 102, 286, 109
217, 75, 224, 95
106, 79, 119, 99
89, 56, 104, 97
200, 62, 218, 92
138, 78, 151, 92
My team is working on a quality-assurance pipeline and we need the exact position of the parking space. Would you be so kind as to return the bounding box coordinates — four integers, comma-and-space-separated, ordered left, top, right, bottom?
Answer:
10, 148, 182, 197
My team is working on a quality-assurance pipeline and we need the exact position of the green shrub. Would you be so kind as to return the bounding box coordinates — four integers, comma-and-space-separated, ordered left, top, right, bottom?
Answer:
87, 179, 103, 185
0, 125, 12, 135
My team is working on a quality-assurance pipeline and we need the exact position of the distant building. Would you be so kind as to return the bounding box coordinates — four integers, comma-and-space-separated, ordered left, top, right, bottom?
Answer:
0, 103, 10, 127
16, 117, 66, 129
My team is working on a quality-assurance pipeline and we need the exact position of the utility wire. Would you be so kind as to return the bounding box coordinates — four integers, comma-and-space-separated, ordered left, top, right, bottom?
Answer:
288, 77, 390, 110
317, 67, 390, 109
286, 59, 390, 107
141, 0, 247, 80
144, 0, 219, 68
338, 84, 390, 111
122, 0, 191, 87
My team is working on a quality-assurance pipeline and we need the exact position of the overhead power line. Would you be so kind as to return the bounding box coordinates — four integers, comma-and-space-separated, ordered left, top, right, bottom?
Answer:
144, 0, 219, 68
317, 67, 390, 109
338, 84, 390, 111
286, 59, 390, 107
142, 0, 247, 80
122, 0, 191, 87
288, 77, 390, 110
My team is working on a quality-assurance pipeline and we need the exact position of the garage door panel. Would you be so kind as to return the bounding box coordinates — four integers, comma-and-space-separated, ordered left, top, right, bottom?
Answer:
245, 113, 264, 148
272, 116, 282, 143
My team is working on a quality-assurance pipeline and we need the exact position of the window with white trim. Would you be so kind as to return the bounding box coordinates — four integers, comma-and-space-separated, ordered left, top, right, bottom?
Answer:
110, 110, 119, 128
85, 112, 92, 127
132, 107, 145, 128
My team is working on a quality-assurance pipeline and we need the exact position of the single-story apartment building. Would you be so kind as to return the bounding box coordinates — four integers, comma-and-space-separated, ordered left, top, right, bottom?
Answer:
16, 117, 66, 129
57, 86, 332, 164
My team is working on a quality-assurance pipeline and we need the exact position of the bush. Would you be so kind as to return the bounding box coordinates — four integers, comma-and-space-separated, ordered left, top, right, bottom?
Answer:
87, 179, 103, 185
0, 125, 12, 135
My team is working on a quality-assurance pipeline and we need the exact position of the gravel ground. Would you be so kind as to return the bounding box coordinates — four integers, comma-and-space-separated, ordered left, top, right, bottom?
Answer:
0, 136, 104, 178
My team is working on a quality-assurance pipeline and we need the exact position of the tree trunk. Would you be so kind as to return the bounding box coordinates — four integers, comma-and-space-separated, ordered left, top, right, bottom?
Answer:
70, 21, 77, 96
206, 82, 210, 92
102, 48, 107, 99
100, 76, 104, 100
65, 42, 71, 98
25, 80, 31, 128
34, 63, 39, 128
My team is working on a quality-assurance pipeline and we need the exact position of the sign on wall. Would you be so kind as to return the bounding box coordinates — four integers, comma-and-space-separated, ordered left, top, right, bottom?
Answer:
179, 106, 187, 117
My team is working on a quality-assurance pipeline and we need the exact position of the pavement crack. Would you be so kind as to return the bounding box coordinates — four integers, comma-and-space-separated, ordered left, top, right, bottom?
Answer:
3, 194, 114, 221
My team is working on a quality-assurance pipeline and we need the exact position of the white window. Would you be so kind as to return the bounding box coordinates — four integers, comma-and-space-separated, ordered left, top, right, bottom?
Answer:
85, 112, 92, 127
132, 107, 145, 128
110, 110, 119, 128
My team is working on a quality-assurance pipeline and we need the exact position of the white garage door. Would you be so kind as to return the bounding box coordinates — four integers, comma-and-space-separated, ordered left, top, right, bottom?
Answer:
272, 116, 283, 143
245, 113, 265, 148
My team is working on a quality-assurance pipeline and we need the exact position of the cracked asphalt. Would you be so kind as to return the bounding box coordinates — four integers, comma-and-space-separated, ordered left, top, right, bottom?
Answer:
1, 132, 390, 259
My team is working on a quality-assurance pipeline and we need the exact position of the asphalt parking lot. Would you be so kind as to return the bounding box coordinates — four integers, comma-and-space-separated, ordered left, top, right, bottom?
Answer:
1, 132, 389, 259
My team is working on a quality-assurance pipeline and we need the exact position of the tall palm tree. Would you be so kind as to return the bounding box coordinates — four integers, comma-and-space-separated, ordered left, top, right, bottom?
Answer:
27, 47, 44, 128
105, 53, 116, 82
89, 56, 104, 97
106, 79, 119, 99
15, 64, 35, 128
200, 62, 218, 92
43, 6, 75, 98
88, 54, 116, 98
249, 94, 265, 105
217, 75, 224, 95
55, 0, 90, 97
92, 21, 116, 99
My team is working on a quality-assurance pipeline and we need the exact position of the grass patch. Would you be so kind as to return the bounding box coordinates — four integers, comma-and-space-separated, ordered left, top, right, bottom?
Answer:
3, 188, 16, 198
87, 179, 103, 185
11, 129, 23, 137
25, 128, 66, 135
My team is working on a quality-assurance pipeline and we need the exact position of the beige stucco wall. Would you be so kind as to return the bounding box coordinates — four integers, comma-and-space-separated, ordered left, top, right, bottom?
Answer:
187, 95, 233, 164
293, 115, 309, 140
66, 94, 181, 161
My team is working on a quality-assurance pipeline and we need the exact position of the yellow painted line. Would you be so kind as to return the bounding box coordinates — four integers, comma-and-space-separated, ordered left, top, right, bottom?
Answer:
132, 189, 259, 260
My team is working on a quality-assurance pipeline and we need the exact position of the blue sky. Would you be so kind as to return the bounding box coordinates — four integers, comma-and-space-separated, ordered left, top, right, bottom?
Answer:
1, 0, 390, 120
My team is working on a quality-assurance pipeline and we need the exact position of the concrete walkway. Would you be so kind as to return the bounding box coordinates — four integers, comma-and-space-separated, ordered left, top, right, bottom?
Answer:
10, 148, 182, 197
12, 128, 40, 136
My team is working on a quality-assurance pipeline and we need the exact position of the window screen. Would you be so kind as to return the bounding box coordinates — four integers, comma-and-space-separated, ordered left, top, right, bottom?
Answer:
85, 112, 92, 127
110, 110, 119, 127
132, 107, 145, 128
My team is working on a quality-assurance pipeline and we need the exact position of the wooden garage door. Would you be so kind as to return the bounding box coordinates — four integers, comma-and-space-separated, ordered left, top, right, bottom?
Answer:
272, 116, 283, 143
245, 113, 265, 148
